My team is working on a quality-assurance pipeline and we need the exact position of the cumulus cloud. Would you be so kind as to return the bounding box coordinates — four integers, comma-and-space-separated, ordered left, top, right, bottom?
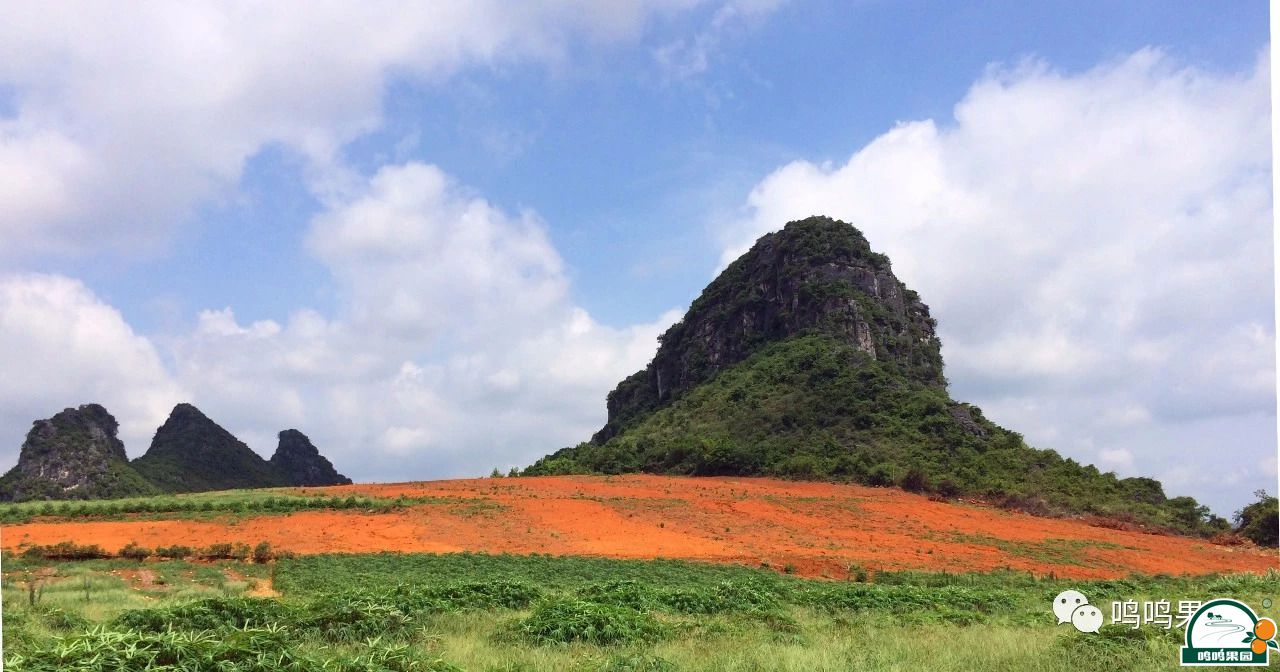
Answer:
167, 163, 678, 477
0, 274, 186, 451
0, 163, 677, 478
720, 48, 1274, 514
307, 163, 568, 344
0, 0, 705, 258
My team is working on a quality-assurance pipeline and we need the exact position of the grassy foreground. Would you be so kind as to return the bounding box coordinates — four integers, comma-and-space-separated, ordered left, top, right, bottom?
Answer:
3, 551, 1279, 671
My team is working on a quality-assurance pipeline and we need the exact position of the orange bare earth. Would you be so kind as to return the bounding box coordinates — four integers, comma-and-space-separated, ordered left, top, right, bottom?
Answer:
3, 475, 1276, 579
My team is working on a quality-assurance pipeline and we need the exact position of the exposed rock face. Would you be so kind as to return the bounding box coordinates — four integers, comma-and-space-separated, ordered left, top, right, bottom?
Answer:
0, 404, 158, 501
131, 403, 284, 492
593, 216, 944, 442
269, 429, 352, 486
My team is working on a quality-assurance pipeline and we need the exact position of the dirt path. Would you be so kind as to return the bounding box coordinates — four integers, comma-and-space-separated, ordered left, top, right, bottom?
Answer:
4, 475, 1276, 579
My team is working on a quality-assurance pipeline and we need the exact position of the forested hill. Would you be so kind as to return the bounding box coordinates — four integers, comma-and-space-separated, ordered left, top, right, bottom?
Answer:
526, 216, 1230, 538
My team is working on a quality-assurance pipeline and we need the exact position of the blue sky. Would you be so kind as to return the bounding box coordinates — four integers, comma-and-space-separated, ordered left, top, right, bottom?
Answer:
0, 1, 1272, 516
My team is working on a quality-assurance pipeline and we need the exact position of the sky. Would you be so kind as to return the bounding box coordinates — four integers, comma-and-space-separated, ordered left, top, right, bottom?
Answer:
0, 1, 1272, 517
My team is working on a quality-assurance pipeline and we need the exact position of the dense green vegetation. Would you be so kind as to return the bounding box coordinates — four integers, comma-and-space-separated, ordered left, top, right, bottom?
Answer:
1236, 490, 1280, 547
0, 458, 160, 502
6, 551, 1278, 671
528, 334, 1229, 537
592, 216, 944, 444
0, 488, 424, 524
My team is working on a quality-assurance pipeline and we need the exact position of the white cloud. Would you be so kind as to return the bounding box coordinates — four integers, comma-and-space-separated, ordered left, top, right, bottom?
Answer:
307, 163, 568, 344
0, 274, 186, 451
722, 48, 1273, 514
0, 163, 678, 477
0, 1, 706, 258
167, 163, 678, 476
654, 0, 785, 80
1098, 448, 1135, 471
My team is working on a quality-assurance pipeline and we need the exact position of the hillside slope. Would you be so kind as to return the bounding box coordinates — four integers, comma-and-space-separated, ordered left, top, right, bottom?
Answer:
3, 475, 1273, 580
527, 217, 1226, 536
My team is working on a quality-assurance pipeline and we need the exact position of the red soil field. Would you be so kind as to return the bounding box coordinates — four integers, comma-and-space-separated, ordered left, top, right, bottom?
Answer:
3, 475, 1276, 579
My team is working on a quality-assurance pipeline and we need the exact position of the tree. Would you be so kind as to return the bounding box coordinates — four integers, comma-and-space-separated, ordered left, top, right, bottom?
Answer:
1234, 490, 1278, 548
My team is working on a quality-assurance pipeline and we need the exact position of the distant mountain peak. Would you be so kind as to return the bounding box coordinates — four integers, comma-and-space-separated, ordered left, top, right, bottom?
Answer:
593, 215, 943, 443
131, 402, 284, 493
270, 429, 352, 486
0, 403, 157, 501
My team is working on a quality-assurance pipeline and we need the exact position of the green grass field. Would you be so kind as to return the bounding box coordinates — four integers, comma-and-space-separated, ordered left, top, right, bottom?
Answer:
3, 551, 1278, 671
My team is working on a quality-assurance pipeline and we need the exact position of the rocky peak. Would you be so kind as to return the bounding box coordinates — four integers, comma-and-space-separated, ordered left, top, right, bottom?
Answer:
0, 404, 157, 501
269, 429, 352, 486
593, 216, 944, 442
131, 402, 283, 492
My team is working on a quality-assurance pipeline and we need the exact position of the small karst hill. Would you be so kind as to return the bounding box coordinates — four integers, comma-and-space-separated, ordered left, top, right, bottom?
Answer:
0, 403, 350, 501
526, 216, 1226, 537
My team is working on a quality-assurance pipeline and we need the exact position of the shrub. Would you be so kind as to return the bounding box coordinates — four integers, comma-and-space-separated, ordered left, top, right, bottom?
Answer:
514, 598, 666, 645
935, 478, 961, 497
577, 580, 662, 611
866, 463, 898, 487
156, 545, 194, 560
899, 466, 931, 493
419, 580, 542, 610
33, 605, 91, 632
202, 543, 235, 560
298, 594, 416, 642
230, 543, 251, 561
253, 541, 274, 563
660, 581, 781, 615
21, 541, 111, 561
115, 597, 295, 632
118, 541, 152, 561
1235, 490, 1279, 548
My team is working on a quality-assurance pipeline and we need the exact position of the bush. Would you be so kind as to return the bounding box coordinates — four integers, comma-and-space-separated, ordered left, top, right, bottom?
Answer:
1235, 490, 1278, 548
202, 543, 235, 560
118, 541, 152, 561
115, 597, 296, 632
33, 605, 91, 632
660, 581, 781, 615
899, 466, 931, 493
866, 463, 899, 487
156, 545, 194, 560
21, 541, 111, 561
577, 580, 662, 611
514, 598, 666, 645
253, 541, 274, 563
935, 478, 961, 497
230, 543, 251, 562
298, 594, 416, 642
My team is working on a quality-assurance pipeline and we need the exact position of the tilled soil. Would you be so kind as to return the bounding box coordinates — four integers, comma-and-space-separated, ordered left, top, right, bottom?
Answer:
4, 475, 1275, 579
